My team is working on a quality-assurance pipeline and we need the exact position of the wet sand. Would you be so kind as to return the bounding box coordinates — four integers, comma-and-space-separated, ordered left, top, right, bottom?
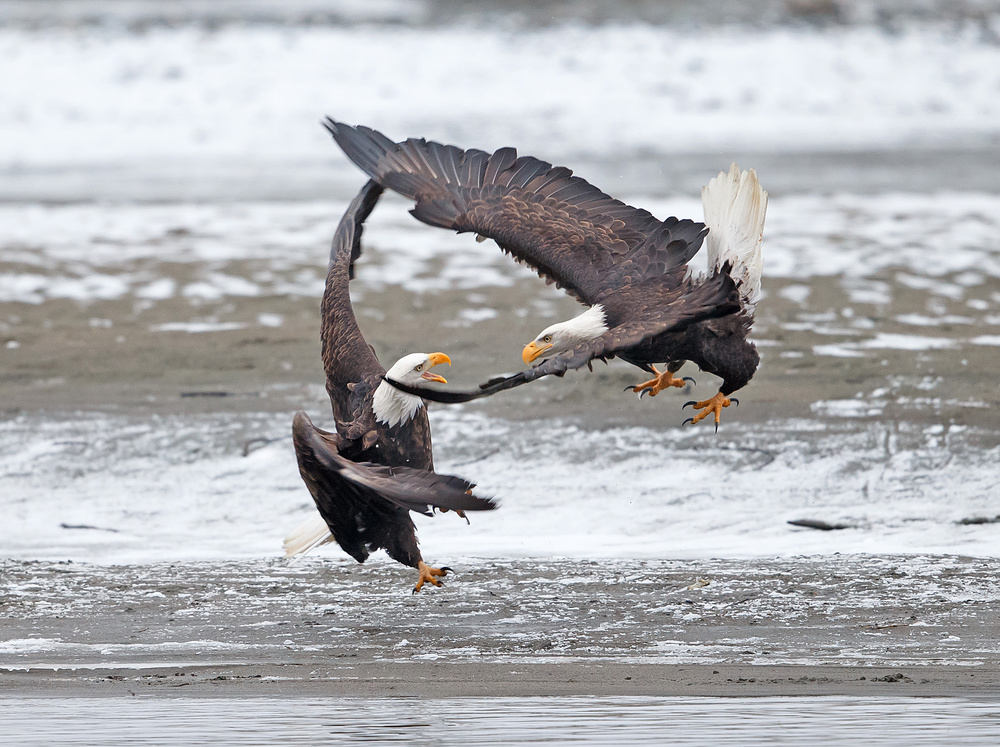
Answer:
3, 556, 998, 698
5, 662, 996, 698
4, 223, 999, 429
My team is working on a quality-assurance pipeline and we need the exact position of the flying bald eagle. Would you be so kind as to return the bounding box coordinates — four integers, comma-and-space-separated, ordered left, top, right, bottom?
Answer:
284, 179, 496, 592
323, 120, 767, 429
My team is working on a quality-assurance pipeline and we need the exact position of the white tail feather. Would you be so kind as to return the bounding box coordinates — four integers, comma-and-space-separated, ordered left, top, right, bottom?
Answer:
283, 513, 333, 558
702, 163, 768, 311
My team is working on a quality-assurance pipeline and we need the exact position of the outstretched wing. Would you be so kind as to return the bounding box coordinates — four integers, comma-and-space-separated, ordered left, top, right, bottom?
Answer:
388, 269, 741, 403
320, 179, 386, 414
293, 412, 495, 563
324, 119, 707, 306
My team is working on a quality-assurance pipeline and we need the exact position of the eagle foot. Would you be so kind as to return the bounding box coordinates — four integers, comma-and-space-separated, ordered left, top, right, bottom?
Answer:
682, 392, 738, 433
628, 366, 694, 399
413, 561, 451, 594
436, 507, 470, 524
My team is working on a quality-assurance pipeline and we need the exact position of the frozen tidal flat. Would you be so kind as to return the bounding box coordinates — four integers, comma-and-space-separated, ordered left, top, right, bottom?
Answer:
1, 409, 999, 564
2, 189, 999, 563
2, 3, 1000, 714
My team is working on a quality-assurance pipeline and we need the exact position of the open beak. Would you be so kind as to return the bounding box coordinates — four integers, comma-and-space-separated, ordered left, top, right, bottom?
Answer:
522, 340, 552, 365
421, 352, 451, 384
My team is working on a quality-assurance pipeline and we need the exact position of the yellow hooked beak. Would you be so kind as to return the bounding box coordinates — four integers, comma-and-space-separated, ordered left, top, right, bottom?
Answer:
421, 352, 451, 383
522, 340, 552, 365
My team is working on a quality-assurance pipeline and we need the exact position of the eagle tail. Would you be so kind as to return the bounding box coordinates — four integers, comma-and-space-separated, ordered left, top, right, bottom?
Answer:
702, 164, 768, 312
282, 512, 334, 558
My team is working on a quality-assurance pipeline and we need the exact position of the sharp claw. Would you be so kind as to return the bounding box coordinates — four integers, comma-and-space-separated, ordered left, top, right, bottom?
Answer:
440, 566, 453, 573
623, 385, 635, 393
412, 586, 419, 595
715, 422, 719, 434
682, 376, 696, 385
682, 400, 697, 410
682, 417, 694, 426
731, 398, 739, 407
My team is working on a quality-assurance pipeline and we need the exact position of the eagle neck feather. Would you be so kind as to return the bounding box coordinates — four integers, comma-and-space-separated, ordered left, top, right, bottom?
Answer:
563, 304, 609, 341
372, 380, 424, 428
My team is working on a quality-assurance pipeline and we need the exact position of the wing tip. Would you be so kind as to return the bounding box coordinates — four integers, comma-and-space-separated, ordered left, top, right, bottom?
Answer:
320, 115, 340, 135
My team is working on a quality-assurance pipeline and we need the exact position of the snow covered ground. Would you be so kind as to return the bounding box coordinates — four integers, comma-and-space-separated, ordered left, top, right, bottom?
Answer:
2, 16, 999, 174
1, 405, 998, 564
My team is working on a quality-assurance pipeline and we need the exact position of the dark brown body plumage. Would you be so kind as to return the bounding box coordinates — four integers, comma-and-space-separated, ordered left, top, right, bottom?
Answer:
324, 120, 757, 404
292, 180, 494, 569
626, 313, 759, 397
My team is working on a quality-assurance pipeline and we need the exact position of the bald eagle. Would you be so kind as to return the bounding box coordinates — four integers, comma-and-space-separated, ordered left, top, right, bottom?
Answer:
323, 120, 767, 429
285, 179, 496, 592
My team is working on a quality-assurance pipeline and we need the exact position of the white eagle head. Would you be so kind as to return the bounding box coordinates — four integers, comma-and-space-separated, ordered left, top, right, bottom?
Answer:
521, 305, 608, 365
372, 352, 451, 427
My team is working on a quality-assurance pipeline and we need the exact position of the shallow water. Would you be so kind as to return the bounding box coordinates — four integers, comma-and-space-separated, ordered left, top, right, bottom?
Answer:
2, 696, 1000, 746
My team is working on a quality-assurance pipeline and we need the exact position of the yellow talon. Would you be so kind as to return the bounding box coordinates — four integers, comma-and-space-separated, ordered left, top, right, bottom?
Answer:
682, 391, 735, 432
412, 561, 450, 593
629, 365, 691, 398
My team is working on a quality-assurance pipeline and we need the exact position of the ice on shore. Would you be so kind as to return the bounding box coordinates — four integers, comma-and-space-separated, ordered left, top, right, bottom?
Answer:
2, 22, 999, 171
1, 410, 998, 564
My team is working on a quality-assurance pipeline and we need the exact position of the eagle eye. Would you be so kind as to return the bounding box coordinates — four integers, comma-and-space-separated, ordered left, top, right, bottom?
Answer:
414, 364, 423, 372
542, 335, 552, 343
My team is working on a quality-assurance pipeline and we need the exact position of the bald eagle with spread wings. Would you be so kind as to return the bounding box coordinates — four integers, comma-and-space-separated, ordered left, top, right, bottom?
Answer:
324, 120, 767, 430
284, 179, 496, 592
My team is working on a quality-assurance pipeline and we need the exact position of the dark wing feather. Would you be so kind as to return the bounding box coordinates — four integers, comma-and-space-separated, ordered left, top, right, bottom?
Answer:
388, 270, 741, 403
331, 178, 383, 280
330, 459, 496, 515
293, 412, 495, 564
293, 411, 391, 564
323, 119, 707, 306
294, 412, 494, 516
320, 180, 386, 412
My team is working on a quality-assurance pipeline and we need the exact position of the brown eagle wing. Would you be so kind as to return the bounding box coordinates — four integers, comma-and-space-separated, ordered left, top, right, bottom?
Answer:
324, 119, 707, 306
292, 413, 495, 565
319, 179, 386, 424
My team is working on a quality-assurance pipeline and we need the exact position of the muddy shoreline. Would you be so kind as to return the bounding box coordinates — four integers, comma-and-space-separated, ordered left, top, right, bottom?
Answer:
4, 662, 996, 699
2, 556, 998, 698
